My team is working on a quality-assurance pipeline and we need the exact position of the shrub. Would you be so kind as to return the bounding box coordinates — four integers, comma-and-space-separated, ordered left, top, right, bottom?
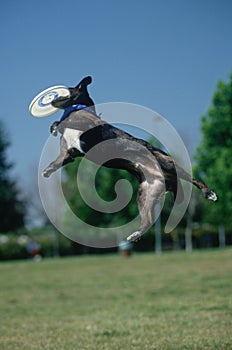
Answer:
0, 227, 73, 260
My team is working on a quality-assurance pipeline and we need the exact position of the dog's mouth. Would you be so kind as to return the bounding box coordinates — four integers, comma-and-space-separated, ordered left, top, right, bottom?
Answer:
51, 95, 72, 109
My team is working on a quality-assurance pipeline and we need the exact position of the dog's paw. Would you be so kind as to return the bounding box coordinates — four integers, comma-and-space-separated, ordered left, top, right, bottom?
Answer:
206, 190, 217, 202
42, 169, 51, 178
127, 231, 142, 243
50, 121, 60, 136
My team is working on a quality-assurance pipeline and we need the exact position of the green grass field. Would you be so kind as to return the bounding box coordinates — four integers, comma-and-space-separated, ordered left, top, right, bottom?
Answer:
1, 249, 232, 350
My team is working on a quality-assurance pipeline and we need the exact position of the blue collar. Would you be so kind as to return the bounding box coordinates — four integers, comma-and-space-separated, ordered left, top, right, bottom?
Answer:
60, 104, 98, 122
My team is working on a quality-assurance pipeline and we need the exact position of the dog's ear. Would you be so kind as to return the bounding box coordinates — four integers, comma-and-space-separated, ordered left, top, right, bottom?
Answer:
75, 76, 92, 89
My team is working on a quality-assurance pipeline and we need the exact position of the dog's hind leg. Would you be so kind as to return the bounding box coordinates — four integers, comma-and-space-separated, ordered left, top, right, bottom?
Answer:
176, 165, 217, 201
191, 178, 217, 201
127, 178, 165, 242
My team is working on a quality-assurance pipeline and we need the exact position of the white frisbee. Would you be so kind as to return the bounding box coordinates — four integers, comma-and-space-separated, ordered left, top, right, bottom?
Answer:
29, 85, 70, 117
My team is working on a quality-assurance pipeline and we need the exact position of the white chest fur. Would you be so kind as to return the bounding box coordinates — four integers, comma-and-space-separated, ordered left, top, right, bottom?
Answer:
63, 128, 84, 153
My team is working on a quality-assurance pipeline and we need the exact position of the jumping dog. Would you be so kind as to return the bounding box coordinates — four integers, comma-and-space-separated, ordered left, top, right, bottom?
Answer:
42, 76, 217, 242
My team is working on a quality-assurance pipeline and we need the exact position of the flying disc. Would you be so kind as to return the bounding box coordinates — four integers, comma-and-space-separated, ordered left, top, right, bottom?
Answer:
29, 85, 70, 117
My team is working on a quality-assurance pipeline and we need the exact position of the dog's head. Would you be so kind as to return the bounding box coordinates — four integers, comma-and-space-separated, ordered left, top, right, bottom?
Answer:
52, 76, 95, 109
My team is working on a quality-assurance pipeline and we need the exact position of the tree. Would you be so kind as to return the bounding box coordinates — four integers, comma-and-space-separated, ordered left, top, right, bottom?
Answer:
0, 120, 26, 232
62, 158, 139, 229
194, 74, 232, 228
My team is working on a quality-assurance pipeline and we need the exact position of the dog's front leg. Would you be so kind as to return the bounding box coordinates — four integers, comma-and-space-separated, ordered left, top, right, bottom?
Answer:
42, 137, 74, 178
42, 154, 74, 178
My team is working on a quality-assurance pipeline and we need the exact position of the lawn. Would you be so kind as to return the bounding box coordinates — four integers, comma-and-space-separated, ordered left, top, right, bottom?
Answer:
0, 249, 232, 350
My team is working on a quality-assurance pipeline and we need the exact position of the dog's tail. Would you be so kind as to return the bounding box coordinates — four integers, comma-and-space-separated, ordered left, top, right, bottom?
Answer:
176, 165, 217, 202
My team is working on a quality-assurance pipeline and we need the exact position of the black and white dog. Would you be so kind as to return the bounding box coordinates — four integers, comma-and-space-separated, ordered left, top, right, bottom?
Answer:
42, 76, 217, 242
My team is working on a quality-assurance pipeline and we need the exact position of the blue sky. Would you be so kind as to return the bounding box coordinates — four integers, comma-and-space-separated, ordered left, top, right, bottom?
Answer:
1, 0, 232, 194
